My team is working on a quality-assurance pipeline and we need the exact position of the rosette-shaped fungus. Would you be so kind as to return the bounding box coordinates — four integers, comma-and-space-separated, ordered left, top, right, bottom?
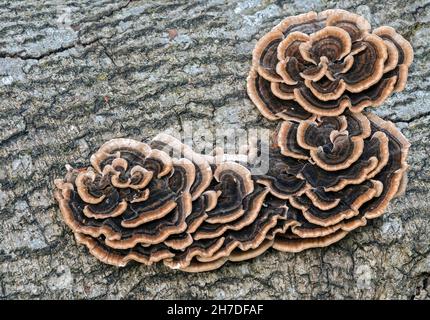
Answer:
265, 112, 410, 251
247, 9, 413, 120
54, 138, 195, 266
54, 135, 290, 271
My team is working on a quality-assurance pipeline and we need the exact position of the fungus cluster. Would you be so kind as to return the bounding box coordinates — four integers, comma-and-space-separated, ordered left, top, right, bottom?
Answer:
54, 135, 293, 271
260, 112, 409, 251
247, 9, 413, 120
54, 10, 412, 272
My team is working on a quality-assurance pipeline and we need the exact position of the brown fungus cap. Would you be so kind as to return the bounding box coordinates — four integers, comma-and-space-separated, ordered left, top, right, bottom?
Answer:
247, 9, 413, 120
268, 112, 409, 249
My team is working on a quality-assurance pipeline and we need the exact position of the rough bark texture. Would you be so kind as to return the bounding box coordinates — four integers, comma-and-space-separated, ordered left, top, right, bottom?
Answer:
0, 0, 429, 299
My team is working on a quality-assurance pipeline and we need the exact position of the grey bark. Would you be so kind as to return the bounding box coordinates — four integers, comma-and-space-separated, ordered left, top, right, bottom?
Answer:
0, 0, 429, 299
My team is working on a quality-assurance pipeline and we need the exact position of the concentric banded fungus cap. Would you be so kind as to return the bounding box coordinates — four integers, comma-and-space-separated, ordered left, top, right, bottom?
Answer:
267, 112, 410, 251
247, 9, 413, 120
54, 138, 195, 259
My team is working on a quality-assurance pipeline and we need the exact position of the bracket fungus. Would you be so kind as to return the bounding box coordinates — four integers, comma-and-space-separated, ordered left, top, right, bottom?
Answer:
54, 10, 412, 272
266, 112, 410, 249
54, 113, 409, 272
54, 136, 286, 271
247, 9, 413, 120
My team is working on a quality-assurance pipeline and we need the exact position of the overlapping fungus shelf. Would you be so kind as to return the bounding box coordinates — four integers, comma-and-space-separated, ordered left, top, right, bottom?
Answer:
247, 9, 413, 120
258, 112, 409, 252
54, 113, 410, 272
54, 10, 413, 272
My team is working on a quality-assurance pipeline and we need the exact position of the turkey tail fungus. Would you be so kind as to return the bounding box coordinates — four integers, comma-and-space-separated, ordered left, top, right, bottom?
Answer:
55, 10, 412, 272
247, 9, 413, 120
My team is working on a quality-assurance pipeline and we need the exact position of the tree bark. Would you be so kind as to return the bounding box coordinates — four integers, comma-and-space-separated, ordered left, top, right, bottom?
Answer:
0, 0, 429, 299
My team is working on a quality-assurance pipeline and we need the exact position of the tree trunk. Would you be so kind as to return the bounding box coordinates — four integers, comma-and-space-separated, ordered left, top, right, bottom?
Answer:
0, 0, 429, 299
